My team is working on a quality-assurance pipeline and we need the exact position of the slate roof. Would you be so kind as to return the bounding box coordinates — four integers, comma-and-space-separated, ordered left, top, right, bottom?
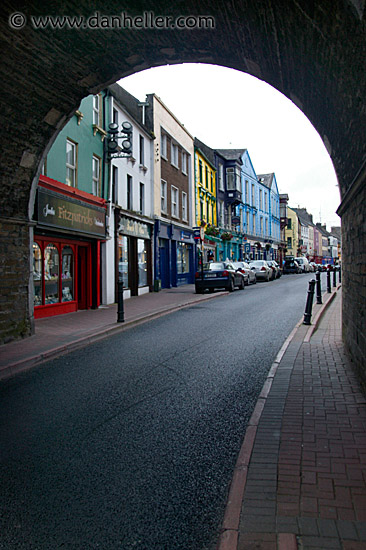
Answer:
215, 148, 247, 162
257, 173, 274, 190
194, 137, 216, 167
292, 207, 315, 227
107, 83, 151, 134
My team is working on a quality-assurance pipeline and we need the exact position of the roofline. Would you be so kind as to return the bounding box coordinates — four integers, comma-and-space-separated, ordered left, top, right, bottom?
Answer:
150, 93, 194, 141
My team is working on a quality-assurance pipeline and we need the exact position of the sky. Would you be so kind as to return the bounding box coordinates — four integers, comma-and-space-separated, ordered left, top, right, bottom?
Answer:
119, 63, 341, 230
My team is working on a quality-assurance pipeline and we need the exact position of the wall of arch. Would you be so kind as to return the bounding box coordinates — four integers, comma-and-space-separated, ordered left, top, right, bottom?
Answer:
0, 0, 365, 370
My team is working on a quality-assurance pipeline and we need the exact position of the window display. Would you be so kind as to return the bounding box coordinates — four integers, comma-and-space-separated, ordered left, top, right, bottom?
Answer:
33, 242, 42, 306
118, 235, 129, 288
177, 242, 191, 274
137, 239, 148, 287
44, 244, 59, 304
61, 246, 74, 302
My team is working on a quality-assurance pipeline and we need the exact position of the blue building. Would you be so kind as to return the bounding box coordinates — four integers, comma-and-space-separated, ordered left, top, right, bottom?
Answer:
256, 173, 281, 259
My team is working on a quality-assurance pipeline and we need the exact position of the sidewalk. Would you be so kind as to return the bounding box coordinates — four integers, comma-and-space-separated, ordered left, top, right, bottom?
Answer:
0, 285, 228, 380
218, 287, 366, 550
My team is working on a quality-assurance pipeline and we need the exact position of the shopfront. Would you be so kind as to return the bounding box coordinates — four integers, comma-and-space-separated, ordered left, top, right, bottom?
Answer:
33, 176, 107, 319
116, 213, 153, 297
154, 221, 195, 288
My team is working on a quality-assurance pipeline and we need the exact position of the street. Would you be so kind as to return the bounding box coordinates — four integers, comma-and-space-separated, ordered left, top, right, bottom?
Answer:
0, 273, 324, 550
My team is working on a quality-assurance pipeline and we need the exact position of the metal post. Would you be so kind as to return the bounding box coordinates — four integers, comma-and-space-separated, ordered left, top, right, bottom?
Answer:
303, 279, 316, 325
327, 270, 331, 293
333, 267, 337, 287
339, 267, 342, 283
316, 271, 322, 304
117, 279, 124, 322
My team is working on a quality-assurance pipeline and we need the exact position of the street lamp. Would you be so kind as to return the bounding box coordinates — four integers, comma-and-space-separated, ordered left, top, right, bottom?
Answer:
105, 121, 133, 161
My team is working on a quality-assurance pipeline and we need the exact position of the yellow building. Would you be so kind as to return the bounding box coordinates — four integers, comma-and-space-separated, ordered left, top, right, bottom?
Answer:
194, 142, 217, 227
284, 207, 300, 256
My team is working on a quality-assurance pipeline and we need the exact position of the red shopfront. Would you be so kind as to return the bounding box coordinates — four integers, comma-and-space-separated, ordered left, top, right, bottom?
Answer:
33, 176, 107, 319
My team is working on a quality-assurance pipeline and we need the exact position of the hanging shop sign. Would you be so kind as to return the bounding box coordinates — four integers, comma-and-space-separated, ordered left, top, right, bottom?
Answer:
37, 188, 106, 238
118, 215, 151, 239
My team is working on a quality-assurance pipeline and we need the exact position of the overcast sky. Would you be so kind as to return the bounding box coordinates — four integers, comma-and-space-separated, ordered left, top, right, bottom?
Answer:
119, 63, 341, 229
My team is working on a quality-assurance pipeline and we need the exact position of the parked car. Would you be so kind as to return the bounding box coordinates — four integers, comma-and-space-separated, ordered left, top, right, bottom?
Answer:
248, 260, 272, 282
195, 261, 245, 293
309, 262, 317, 272
232, 261, 257, 285
267, 260, 282, 279
283, 258, 301, 274
295, 256, 310, 273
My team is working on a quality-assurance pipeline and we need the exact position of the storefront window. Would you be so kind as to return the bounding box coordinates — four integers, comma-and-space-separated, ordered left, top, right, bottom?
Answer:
44, 244, 59, 304
177, 243, 191, 274
118, 235, 129, 288
137, 239, 148, 287
61, 246, 74, 302
33, 242, 42, 306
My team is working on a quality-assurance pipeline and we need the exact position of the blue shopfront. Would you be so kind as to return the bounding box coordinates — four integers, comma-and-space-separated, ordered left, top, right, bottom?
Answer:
154, 220, 196, 288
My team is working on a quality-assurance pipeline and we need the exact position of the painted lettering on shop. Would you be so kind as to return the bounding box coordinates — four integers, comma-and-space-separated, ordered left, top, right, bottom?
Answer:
58, 205, 94, 226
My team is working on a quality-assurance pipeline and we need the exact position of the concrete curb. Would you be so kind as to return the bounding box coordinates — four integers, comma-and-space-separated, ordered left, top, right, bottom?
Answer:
216, 285, 342, 550
0, 290, 229, 382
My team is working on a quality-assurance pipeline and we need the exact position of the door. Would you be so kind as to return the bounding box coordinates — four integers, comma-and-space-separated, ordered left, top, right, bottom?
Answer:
77, 246, 87, 309
159, 242, 170, 289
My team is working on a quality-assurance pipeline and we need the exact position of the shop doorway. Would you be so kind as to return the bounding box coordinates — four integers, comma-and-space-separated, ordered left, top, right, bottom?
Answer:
77, 247, 88, 310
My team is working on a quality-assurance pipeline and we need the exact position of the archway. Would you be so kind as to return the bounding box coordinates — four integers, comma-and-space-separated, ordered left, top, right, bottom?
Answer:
0, 1, 365, 372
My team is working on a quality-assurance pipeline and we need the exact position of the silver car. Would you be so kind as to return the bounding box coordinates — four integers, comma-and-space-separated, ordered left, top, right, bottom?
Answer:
249, 260, 272, 282
232, 261, 257, 285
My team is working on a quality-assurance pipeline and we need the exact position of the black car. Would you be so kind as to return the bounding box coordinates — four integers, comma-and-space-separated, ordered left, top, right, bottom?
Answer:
283, 259, 300, 274
195, 262, 245, 293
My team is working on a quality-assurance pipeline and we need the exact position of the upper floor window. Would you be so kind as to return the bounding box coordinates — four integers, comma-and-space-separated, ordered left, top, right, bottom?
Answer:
210, 171, 214, 192
259, 189, 263, 210
182, 191, 187, 221
226, 167, 235, 190
139, 135, 145, 166
251, 184, 255, 206
92, 155, 100, 196
93, 95, 101, 126
205, 166, 209, 188
245, 180, 249, 203
287, 218, 292, 229
66, 139, 77, 187
161, 133, 167, 159
171, 186, 179, 218
182, 152, 188, 175
139, 182, 145, 215
199, 159, 203, 183
113, 108, 118, 125
171, 143, 179, 168
265, 193, 268, 212
161, 179, 167, 213
127, 174, 132, 210
218, 164, 224, 191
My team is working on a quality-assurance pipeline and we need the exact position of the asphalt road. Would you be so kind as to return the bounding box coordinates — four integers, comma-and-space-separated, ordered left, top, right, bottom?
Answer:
0, 273, 324, 550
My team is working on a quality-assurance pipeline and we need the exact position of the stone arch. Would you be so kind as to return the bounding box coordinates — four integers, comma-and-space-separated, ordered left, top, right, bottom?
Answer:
1, 1, 365, 371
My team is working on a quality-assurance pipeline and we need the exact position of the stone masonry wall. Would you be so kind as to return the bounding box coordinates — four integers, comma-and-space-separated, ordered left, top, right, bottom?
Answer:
341, 177, 366, 383
0, 220, 33, 345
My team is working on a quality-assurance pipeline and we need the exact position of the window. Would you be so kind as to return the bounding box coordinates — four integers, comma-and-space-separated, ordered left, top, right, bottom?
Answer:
66, 140, 77, 187
265, 218, 268, 236
205, 166, 209, 188
211, 171, 214, 192
92, 155, 100, 196
251, 184, 255, 206
118, 235, 129, 288
287, 237, 292, 248
112, 165, 118, 204
182, 191, 187, 221
171, 142, 179, 168
218, 164, 224, 191
44, 244, 59, 304
127, 175, 132, 210
161, 133, 167, 159
139, 182, 145, 215
171, 186, 179, 218
199, 160, 203, 183
137, 239, 148, 287
259, 189, 262, 210
200, 200, 204, 222
177, 243, 191, 274
182, 152, 187, 174
260, 217, 263, 235
33, 242, 42, 306
113, 108, 118, 125
287, 218, 292, 229
246, 211, 250, 233
226, 167, 235, 190
61, 246, 74, 302
139, 135, 144, 166
161, 179, 167, 213
245, 180, 249, 203
93, 94, 100, 126
265, 193, 268, 212
218, 200, 224, 225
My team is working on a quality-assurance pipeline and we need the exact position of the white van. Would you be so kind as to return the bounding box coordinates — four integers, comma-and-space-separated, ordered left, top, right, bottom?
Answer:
295, 257, 310, 273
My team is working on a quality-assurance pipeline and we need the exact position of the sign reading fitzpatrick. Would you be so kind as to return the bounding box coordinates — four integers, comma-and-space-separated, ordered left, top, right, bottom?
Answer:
37, 188, 106, 237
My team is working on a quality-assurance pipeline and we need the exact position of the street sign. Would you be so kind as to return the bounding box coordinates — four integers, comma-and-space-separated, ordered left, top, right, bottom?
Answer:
244, 243, 251, 254
200, 226, 205, 240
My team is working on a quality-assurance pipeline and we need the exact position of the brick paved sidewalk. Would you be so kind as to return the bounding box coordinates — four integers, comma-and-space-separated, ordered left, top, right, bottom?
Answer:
236, 292, 366, 550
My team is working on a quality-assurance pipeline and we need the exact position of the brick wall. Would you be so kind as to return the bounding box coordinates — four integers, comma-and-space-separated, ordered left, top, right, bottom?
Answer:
161, 136, 190, 225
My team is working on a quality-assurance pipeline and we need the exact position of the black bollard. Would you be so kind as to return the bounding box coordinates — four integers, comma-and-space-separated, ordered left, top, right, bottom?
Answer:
316, 271, 322, 304
333, 267, 337, 287
117, 279, 124, 322
339, 267, 342, 283
327, 270, 331, 293
303, 279, 316, 325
